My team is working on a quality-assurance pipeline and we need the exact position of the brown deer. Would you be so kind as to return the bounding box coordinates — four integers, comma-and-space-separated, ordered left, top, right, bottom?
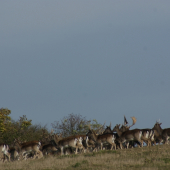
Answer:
9, 147, 20, 161
152, 121, 170, 144
57, 135, 84, 155
113, 124, 142, 149
86, 127, 117, 151
41, 133, 61, 156
119, 117, 154, 147
13, 139, 43, 160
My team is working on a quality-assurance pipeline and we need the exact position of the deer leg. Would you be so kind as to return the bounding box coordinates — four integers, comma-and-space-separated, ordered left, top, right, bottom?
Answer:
120, 143, 122, 149
61, 147, 64, 156
75, 147, 78, 154
110, 144, 113, 150
101, 143, 103, 150
148, 140, 151, 146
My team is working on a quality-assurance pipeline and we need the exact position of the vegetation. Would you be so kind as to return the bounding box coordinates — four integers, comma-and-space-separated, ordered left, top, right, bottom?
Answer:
0, 108, 48, 145
0, 108, 103, 144
51, 113, 103, 137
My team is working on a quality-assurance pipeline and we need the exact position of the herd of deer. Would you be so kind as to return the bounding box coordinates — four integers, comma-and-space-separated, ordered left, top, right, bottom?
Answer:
1, 116, 170, 162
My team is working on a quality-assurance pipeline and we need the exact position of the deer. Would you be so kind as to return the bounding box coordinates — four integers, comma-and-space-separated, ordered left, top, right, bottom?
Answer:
152, 121, 170, 144
113, 123, 142, 149
0, 144, 11, 162
119, 116, 154, 147
139, 129, 155, 146
57, 135, 85, 155
41, 133, 61, 156
111, 116, 140, 148
13, 139, 43, 160
42, 140, 58, 156
9, 147, 20, 161
86, 124, 117, 151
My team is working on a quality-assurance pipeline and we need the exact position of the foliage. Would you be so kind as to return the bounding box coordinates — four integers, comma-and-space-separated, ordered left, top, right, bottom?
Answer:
0, 108, 11, 133
0, 108, 103, 144
0, 111, 49, 144
51, 113, 104, 137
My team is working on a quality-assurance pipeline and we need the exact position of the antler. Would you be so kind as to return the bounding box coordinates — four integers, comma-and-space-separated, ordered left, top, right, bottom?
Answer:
124, 115, 128, 125
87, 124, 91, 130
128, 117, 136, 129
95, 121, 106, 135
50, 129, 54, 135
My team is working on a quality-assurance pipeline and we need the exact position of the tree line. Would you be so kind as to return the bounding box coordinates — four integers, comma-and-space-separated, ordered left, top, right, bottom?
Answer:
0, 108, 103, 145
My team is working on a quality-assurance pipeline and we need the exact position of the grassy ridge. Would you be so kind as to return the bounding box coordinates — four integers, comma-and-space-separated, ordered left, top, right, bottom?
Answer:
1, 144, 170, 170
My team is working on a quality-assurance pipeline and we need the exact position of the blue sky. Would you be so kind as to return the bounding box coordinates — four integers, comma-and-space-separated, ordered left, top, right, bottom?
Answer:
1, 1, 170, 130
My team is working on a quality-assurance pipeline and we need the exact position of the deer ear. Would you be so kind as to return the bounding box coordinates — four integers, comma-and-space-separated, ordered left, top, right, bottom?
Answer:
160, 123, 162, 125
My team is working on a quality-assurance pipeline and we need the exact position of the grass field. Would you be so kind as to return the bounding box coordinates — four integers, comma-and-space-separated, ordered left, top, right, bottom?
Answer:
1, 144, 170, 170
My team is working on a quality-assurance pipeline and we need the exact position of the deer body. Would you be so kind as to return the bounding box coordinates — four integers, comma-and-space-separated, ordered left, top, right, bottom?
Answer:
86, 129, 116, 151
152, 122, 170, 144
58, 135, 84, 155
113, 125, 142, 149
14, 140, 43, 160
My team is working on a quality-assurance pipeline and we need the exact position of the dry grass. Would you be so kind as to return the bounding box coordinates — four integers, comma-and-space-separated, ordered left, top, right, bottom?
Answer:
1, 144, 170, 170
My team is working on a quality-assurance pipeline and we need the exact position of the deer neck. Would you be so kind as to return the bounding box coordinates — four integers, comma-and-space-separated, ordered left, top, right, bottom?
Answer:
157, 126, 163, 135
116, 129, 122, 137
90, 131, 97, 142
153, 124, 163, 136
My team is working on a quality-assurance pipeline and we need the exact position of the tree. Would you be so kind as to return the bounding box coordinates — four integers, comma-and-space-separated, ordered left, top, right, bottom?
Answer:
0, 108, 11, 133
0, 108, 50, 144
51, 113, 104, 137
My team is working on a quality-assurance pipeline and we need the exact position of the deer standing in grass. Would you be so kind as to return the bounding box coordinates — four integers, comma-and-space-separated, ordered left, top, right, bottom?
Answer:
152, 121, 170, 144
57, 135, 84, 155
117, 116, 154, 147
13, 139, 43, 160
0, 144, 11, 162
86, 124, 117, 151
113, 117, 143, 149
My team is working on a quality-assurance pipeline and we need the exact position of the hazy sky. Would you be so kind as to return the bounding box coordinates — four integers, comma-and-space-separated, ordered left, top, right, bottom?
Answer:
1, 1, 170, 130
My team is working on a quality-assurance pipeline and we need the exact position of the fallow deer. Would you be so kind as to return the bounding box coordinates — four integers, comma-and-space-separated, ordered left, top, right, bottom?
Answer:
57, 135, 84, 155
86, 128, 116, 151
152, 121, 170, 144
113, 124, 142, 149
9, 147, 20, 161
119, 117, 154, 147
41, 133, 61, 156
13, 139, 43, 160
0, 145, 11, 162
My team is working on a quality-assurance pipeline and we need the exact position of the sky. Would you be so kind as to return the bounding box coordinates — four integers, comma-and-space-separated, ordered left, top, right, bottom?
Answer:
1, 1, 170, 130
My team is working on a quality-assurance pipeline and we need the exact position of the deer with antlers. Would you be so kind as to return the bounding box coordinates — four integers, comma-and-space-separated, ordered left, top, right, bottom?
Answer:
118, 116, 154, 147
112, 117, 143, 149
113, 124, 142, 149
86, 123, 117, 151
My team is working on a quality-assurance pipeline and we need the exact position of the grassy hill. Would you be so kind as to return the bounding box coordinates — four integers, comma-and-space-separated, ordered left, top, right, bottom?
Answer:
1, 144, 170, 170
